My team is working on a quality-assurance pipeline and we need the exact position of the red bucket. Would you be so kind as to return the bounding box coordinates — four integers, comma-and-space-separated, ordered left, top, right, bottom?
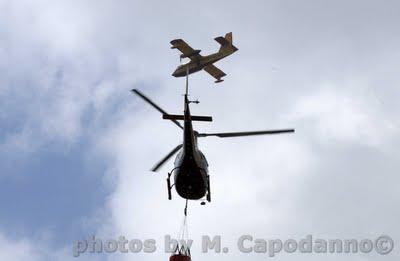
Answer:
170, 254, 191, 261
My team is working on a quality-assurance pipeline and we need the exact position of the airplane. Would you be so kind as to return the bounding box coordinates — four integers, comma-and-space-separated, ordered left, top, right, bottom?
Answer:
171, 32, 238, 83
131, 74, 295, 205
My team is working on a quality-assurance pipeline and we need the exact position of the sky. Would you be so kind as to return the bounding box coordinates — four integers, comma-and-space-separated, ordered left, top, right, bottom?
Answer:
1, 0, 399, 260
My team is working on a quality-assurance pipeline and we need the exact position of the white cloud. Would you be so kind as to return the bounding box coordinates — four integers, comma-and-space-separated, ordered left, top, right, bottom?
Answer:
1, 1, 400, 261
290, 83, 399, 147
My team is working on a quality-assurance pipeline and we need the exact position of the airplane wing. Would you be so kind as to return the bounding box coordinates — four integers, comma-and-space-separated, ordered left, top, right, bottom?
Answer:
203, 64, 226, 82
170, 39, 201, 60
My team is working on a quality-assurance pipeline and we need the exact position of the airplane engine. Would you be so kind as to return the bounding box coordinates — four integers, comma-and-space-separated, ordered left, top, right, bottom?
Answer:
180, 50, 201, 59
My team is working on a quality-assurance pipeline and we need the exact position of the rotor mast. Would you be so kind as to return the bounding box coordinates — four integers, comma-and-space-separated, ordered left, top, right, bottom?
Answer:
185, 65, 189, 96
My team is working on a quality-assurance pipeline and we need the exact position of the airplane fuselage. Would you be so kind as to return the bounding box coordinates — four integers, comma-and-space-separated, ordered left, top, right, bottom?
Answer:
172, 52, 230, 77
172, 95, 209, 200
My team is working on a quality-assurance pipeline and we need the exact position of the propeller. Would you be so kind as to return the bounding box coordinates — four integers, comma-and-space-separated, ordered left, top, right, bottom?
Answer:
131, 89, 183, 130
132, 89, 295, 171
152, 144, 183, 172
196, 129, 295, 138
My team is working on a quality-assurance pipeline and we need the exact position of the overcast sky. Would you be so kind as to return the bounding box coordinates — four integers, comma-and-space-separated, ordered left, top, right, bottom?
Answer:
1, 0, 399, 260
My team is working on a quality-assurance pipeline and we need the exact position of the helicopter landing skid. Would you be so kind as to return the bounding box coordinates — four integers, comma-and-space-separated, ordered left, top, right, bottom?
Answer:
166, 171, 174, 200
166, 167, 180, 200
166, 176, 172, 200
206, 175, 211, 203
201, 175, 211, 206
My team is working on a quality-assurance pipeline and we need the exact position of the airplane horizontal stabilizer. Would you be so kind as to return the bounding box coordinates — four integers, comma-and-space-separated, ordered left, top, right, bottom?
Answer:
214, 36, 230, 46
215, 32, 238, 53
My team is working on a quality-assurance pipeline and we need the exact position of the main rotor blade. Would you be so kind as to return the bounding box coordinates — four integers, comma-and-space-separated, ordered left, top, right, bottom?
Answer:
197, 129, 295, 138
131, 89, 183, 130
151, 144, 183, 172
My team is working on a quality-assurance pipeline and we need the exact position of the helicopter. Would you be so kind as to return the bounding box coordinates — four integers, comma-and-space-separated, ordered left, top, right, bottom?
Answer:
132, 71, 295, 205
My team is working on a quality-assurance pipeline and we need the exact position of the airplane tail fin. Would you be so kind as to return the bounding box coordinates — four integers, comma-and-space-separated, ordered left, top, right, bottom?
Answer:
225, 32, 233, 45
215, 32, 238, 53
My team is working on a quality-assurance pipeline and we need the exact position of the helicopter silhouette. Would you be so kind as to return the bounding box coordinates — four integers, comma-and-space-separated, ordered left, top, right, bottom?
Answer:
132, 71, 294, 205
